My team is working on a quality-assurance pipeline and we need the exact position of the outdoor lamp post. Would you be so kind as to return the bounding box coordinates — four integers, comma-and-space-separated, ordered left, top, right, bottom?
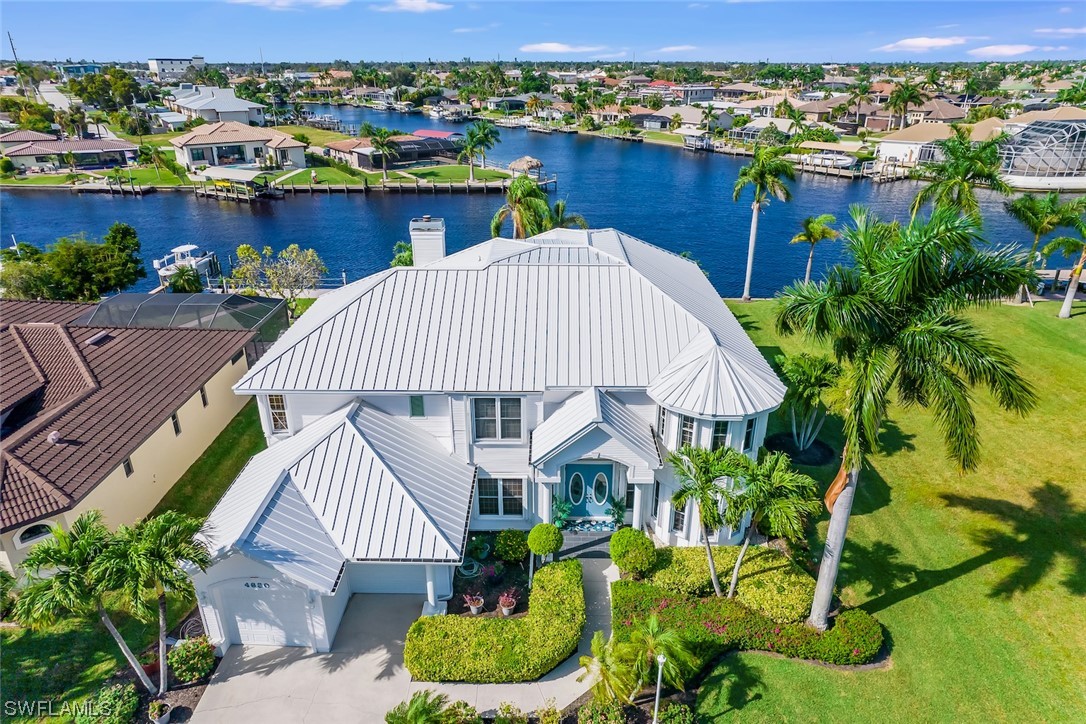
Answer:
652, 653, 666, 724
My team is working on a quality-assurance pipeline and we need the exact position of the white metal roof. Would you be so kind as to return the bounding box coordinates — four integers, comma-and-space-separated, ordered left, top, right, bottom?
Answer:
530, 387, 661, 468
202, 402, 477, 586
235, 228, 785, 418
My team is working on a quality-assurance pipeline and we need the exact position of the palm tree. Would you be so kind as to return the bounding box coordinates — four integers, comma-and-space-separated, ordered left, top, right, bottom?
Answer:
733, 145, 795, 301
775, 352, 841, 452
385, 689, 450, 724
168, 265, 204, 293
369, 128, 400, 181
470, 120, 500, 169
911, 126, 1011, 220
777, 205, 1037, 630
1004, 192, 1086, 302
525, 94, 543, 117
96, 512, 210, 695
14, 511, 156, 694
775, 102, 806, 134
848, 80, 873, 124
544, 198, 588, 230
621, 614, 698, 693
887, 81, 929, 130
921, 67, 943, 93
669, 113, 683, 131
666, 445, 731, 597
62, 150, 76, 173
457, 126, 482, 182
578, 630, 636, 704
720, 450, 821, 598
790, 213, 838, 283
700, 105, 718, 131
490, 174, 550, 239
1042, 234, 1086, 319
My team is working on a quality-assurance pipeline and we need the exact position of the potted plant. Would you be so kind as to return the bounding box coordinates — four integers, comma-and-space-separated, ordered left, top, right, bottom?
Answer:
148, 699, 171, 724
140, 651, 159, 678
463, 593, 484, 615
498, 588, 519, 617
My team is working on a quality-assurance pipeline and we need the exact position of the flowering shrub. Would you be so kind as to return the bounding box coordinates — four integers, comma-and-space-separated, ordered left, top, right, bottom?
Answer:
495, 529, 529, 563
74, 684, 138, 724
498, 588, 520, 609
612, 580, 883, 666
609, 527, 657, 578
167, 635, 216, 682
445, 700, 482, 724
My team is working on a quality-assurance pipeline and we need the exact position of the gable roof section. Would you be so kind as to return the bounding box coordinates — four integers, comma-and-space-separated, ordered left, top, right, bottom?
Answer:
171, 121, 295, 149
530, 388, 661, 469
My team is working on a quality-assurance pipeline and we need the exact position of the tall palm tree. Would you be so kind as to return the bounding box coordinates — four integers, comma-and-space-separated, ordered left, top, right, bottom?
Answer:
1004, 192, 1086, 302
921, 67, 943, 93
369, 128, 400, 181
14, 511, 156, 694
666, 445, 731, 597
470, 120, 500, 169
525, 93, 543, 117
621, 614, 698, 693
774, 352, 841, 452
720, 450, 821, 598
777, 205, 1037, 630
790, 213, 838, 283
1042, 234, 1086, 319
385, 689, 450, 724
543, 198, 588, 230
457, 126, 482, 182
887, 81, 929, 130
490, 174, 550, 239
96, 512, 210, 695
911, 126, 1011, 220
578, 630, 636, 704
848, 80, 873, 124
733, 145, 795, 301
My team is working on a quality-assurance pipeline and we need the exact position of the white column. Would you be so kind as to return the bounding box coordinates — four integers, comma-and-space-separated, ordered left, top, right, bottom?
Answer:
539, 482, 553, 524
425, 564, 437, 607
632, 485, 644, 530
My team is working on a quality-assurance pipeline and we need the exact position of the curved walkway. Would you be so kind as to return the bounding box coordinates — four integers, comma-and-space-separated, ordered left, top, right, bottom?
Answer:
193, 557, 616, 722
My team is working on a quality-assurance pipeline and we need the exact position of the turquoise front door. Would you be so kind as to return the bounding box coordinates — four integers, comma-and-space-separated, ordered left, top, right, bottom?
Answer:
565, 462, 614, 518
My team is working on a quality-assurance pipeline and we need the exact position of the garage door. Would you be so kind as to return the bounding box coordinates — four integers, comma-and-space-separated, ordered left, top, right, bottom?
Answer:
346, 563, 426, 593
221, 583, 311, 647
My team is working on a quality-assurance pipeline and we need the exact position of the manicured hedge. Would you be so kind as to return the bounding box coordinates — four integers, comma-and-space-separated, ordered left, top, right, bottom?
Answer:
649, 546, 815, 623
404, 559, 585, 682
612, 580, 883, 666
609, 527, 657, 578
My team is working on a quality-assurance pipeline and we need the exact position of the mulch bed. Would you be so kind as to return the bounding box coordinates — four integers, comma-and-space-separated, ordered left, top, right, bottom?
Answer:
764, 432, 836, 467
449, 531, 531, 617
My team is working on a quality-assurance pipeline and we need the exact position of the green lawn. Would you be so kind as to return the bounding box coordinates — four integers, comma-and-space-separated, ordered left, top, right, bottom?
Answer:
0, 173, 89, 185
109, 126, 186, 146
639, 130, 685, 145
279, 166, 402, 185
696, 300, 1086, 722
274, 124, 353, 147
405, 165, 509, 182
102, 166, 190, 187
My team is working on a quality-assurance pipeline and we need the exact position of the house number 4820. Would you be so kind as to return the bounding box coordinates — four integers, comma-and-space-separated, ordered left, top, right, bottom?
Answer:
244, 582, 271, 589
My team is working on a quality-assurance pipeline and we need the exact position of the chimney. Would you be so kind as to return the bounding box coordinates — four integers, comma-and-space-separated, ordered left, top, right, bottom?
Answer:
409, 215, 446, 267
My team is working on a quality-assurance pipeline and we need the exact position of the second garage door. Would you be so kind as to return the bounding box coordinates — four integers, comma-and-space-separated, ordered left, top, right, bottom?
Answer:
221, 583, 311, 647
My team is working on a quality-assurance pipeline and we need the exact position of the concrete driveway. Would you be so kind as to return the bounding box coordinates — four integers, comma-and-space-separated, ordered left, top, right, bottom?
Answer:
193, 559, 616, 722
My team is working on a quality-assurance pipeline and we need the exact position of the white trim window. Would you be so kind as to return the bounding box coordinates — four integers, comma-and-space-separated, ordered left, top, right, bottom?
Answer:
743, 418, 757, 452
473, 397, 522, 441
671, 500, 687, 534
268, 395, 289, 433
679, 415, 695, 447
15, 522, 54, 549
477, 477, 525, 517
656, 406, 668, 438
712, 420, 728, 451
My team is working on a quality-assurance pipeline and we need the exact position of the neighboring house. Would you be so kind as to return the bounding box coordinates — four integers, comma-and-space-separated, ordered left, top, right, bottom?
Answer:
2, 138, 136, 170
729, 116, 803, 143
0, 299, 256, 574
149, 110, 188, 132
674, 84, 716, 105
165, 84, 266, 125
486, 97, 526, 112
873, 120, 1005, 165
734, 95, 798, 118
0, 129, 57, 152
820, 75, 857, 91
326, 132, 458, 170
171, 121, 306, 171
621, 74, 652, 88
796, 95, 854, 123
716, 82, 763, 100
641, 105, 733, 132
191, 222, 785, 653
53, 63, 101, 80
148, 56, 205, 82
1004, 105, 1086, 131
906, 98, 967, 125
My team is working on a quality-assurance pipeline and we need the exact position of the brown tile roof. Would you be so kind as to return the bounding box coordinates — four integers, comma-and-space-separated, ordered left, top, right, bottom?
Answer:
0, 130, 57, 143
326, 138, 371, 153
170, 120, 302, 148
0, 301, 253, 531
3, 139, 137, 156
0, 299, 94, 326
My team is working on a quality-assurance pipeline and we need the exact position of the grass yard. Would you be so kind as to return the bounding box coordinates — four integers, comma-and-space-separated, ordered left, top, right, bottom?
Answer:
639, 130, 685, 145
102, 166, 190, 187
696, 300, 1086, 722
0, 173, 90, 185
273, 124, 353, 147
109, 126, 187, 146
405, 165, 509, 182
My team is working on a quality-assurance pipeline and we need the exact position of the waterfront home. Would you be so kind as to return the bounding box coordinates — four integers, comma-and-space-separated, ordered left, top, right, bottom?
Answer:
171, 121, 306, 171
165, 84, 266, 125
0, 298, 257, 574
1004, 105, 1086, 130
874, 118, 1005, 165
1, 138, 137, 171
589, 104, 654, 125
674, 84, 716, 105
0, 129, 57, 152
148, 56, 205, 82
190, 221, 784, 652
735, 95, 799, 118
641, 105, 733, 132
729, 116, 808, 143
716, 82, 764, 100
1000, 118, 1086, 191
326, 132, 458, 171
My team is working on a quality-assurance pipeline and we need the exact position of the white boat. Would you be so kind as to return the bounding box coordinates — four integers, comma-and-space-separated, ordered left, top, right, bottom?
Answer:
803, 152, 854, 168
428, 107, 444, 120
152, 245, 220, 283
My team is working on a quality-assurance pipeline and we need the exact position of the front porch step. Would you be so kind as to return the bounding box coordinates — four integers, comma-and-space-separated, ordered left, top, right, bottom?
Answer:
558, 530, 613, 560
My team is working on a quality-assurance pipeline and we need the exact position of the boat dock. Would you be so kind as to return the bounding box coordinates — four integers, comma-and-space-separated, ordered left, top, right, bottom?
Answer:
71, 182, 155, 196
281, 175, 558, 195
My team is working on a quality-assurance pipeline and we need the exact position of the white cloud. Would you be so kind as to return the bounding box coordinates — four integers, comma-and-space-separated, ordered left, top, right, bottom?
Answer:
1035, 26, 1086, 36
688, 3, 708, 8
519, 42, 607, 53
968, 44, 1069, 57
371, 0, 451, 13
228, 0, 347, 10
652, 45, 698, 53
1060, 6, 1073, 13
453, 22, 499, 33
936, 23, 960, 29
873, 36, 982, 52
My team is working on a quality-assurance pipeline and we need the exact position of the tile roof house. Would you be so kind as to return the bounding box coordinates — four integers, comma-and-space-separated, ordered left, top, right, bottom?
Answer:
170, 121, 306, 171
192, 221, 785, 653
164, 84, 266, 125
2, 138, 137, 170
0, 129, 58, 152
0, 299, 255, 573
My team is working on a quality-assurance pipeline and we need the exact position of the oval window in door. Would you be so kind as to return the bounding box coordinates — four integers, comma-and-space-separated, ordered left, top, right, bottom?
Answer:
593, 473, 609, 505
569, 473, 585, 505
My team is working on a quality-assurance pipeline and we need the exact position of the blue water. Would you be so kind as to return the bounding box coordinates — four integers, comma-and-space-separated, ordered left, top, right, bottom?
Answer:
0, 105, 1053, 297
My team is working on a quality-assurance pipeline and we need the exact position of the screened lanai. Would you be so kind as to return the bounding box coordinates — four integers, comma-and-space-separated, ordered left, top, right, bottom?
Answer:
999, 120, 1086, 190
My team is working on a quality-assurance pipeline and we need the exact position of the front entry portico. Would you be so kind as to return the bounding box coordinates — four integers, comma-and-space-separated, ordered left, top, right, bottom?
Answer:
565, 461, 614, 518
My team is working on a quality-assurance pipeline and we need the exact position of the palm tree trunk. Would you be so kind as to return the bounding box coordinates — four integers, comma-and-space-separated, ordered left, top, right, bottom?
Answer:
704, 526, 723, 597
98, 602, 156, 694
1059, 263, 1083, 319
742, 202, 761, 302
1015, 233, 1042, 304
807, 465, 859, 631
382, 158, 388, 181
727, 525, 754, 598
805, 243, 815, 284
157, 591, 169, 695
469, 157, 475, 182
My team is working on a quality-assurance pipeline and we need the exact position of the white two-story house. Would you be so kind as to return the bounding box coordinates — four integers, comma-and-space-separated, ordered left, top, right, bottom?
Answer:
191, 219, 786, 652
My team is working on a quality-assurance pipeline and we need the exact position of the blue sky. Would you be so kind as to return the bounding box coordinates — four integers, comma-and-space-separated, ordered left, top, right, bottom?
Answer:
2, 1, 1083, 64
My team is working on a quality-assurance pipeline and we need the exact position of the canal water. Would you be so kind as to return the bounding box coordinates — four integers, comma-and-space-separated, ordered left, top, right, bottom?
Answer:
0, 105, 1054, 296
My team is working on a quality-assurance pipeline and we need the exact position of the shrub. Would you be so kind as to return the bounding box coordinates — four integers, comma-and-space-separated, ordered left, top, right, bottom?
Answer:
0, 157, 16, 176
658, 703, 697, 724
495, 702, 528, 724
577, 699, 627, 724
167, 635, 216, 683
535, 699, 561, 724
148, 700, 169, 719
444, 700, 482, 724
75, 683, 138, 724
495, 529, 529, 563
609, 528, 656, 578
405, 559, 585, 682
551, 498, 572, 529
527, 523, 563, 558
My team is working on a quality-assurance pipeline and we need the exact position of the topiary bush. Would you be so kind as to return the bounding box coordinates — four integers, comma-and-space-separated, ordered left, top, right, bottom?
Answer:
405, 559, 585, 682
167, 635, 216, 683
527, 523, 563, 558
75, 683, 138, 724
494, 529, 529, 563
609, 527, 657, 578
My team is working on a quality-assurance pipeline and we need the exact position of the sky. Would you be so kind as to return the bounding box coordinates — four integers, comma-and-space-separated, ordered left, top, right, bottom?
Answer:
1, 1, 1084, 65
